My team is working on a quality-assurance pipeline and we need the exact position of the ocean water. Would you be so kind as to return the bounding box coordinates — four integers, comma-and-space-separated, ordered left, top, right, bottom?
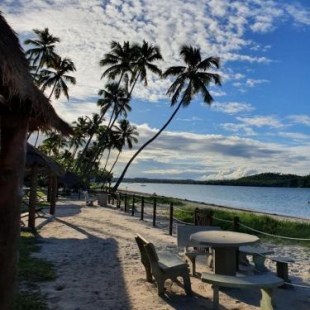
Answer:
116, 182, 310, 220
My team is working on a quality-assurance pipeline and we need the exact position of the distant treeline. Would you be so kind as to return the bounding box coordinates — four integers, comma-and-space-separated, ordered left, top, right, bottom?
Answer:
117, 173, 310, 188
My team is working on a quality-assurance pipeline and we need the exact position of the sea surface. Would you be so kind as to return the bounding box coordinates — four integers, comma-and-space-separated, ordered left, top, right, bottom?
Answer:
116, 182, 310, 220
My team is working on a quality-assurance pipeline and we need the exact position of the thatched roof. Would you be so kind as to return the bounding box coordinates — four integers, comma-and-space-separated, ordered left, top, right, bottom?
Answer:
0, 11, 73, 135
26, 143, 65, 176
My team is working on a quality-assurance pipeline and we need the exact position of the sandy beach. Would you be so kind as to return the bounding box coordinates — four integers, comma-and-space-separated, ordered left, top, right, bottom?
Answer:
31, 199, 310, 310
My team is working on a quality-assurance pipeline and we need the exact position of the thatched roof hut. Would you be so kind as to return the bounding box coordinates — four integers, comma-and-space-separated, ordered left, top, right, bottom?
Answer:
26, 143, 65, 176
24, 143, 66, 229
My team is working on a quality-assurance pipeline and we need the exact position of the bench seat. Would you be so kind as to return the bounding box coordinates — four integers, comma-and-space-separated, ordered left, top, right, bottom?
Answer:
268, 256, 294, 288
239, 245, 274, 273
201, 272, 284, 310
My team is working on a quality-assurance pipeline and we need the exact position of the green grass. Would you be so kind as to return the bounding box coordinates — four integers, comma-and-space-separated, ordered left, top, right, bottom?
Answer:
15, 232, 56, 310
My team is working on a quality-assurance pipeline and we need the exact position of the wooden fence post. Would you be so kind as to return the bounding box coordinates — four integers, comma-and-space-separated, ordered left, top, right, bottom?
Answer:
132, 195, 135, 216
140, 197, 144, 220
194, 208, 199, 225
233, 216, 240, 231
117, 192, 121, 208
124, 194, 128, 212
153, 198, 157, 227
169, 203, 173, 235
207, 210, 213, 226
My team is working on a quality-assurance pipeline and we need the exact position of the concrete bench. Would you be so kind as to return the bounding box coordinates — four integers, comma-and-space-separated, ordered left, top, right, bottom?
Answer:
239, 245, 274, 272
177, 224, 221, 276
201, 272, 284, 310
135, 234, 192, 296
268, 256, 295, 288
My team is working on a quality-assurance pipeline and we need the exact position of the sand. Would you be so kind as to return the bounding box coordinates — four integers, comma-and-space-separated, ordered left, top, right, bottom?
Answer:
32, 199, 310, 310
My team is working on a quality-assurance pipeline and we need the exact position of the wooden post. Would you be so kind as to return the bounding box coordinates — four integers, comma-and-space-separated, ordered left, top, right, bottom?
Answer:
207, 210, 213, 226
169, 203, 173, 235
140, 197, 144, 220
0, 115, 29, 310
233, 216, 240, 231
50, 174, 57, 215
124, 193, 128, 212
131, 195, 135, 216
194, 208, 199, 225
28, 164, 38, 230
153, 198, 157, 227
117, 192, 121, 208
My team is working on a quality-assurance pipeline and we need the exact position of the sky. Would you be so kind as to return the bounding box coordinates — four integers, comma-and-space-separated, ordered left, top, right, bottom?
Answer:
2, 0, 310, 180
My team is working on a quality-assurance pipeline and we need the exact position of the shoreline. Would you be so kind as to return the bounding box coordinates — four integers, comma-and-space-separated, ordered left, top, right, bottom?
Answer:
117, 189, 310, 223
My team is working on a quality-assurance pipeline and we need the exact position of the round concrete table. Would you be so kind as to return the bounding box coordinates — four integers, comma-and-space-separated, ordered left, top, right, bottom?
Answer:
190, 231, 259, 276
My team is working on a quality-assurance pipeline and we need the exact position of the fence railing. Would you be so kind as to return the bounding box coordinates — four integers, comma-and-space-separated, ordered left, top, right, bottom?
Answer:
105, 191, 310, 243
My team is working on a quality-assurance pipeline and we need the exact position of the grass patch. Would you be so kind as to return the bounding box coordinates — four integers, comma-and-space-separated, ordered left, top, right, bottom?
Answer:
16, 232, 56, 310
15, 292, 47, 310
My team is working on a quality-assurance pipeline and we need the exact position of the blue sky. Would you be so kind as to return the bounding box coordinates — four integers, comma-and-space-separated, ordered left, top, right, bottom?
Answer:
2, 0, 310, 180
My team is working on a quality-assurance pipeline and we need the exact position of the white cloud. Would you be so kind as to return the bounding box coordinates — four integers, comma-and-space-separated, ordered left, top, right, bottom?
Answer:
245, 79, 269, 87
287, 115, 310, 126
237, 116, 284, 128
286, 4, 310, 26
211, 102, 255, 115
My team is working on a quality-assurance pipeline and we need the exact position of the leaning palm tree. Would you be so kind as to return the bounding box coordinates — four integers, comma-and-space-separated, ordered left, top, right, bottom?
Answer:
24, 28, 60, 76
39, 57, 76, 100
112, 44, 221, 192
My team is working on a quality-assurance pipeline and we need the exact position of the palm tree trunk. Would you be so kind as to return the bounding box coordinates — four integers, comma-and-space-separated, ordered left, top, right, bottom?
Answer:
73, 106, 109, 173
0, 114, 29, 309
108, 150, 121, 175
112, 102, 183, 192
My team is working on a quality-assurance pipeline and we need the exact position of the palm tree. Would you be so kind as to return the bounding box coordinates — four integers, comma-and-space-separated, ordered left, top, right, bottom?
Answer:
73, 113, 102, 174
66, 119, 87, 170
97, 82, 131, 128
108, 119, 138, 174
130, 40, 163, 91
112, 44, 221, 192
100, 41, 136, 86
39, 131, 67, 157
39, 57, 76, 100
24, 28, 60, 76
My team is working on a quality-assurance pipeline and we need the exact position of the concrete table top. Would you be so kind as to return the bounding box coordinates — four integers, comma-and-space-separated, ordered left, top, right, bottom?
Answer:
190, 230, 259, 247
